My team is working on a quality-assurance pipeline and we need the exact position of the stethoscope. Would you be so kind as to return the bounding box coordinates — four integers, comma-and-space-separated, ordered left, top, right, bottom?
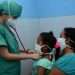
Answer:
9, 25, 26, 52
9, 25, 56, 59
7, 0, 26, 51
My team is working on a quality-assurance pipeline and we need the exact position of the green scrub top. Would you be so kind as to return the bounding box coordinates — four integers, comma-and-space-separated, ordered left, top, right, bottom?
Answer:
54, 53, 75, 75
0, 24, 20, 75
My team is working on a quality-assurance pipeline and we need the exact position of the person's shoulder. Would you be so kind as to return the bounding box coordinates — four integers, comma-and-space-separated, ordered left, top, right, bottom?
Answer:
55, 53, 75, 67
54, 53, 75, 75
57, 53, 75, 61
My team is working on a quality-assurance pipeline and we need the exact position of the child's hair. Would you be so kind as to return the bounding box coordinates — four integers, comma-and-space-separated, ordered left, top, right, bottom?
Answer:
64, 27, 75, 51
39, 32, 57, 49
49, 31, 54, 36
39, 32, 60, 60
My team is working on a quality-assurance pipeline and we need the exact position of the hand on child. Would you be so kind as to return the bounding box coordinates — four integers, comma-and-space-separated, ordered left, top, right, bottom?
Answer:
20, 49, 43, 59
31, 52, 42, 59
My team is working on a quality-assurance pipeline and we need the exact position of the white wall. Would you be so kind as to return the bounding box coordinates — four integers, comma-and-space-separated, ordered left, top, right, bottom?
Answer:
14, 18, 40, 49
39, 16, 75, 37
14, 16, 75, 50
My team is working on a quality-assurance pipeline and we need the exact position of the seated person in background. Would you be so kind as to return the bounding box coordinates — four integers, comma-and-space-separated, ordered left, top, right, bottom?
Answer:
33, 32, 60, 75
49, 27, 75, 75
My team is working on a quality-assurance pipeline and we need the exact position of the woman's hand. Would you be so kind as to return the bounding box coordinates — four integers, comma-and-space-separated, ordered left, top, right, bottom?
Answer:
30, 53, 42, 59
0, 47, 42, 60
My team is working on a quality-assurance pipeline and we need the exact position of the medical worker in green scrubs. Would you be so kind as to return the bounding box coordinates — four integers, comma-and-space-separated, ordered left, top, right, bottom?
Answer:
0, 1, 41, 75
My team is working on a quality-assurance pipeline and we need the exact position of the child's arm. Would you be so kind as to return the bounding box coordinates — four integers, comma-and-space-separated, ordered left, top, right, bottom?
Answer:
38, 66, 46, 75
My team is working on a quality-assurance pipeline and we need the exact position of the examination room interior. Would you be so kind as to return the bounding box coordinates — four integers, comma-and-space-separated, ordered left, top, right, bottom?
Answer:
0, 0, 75, 75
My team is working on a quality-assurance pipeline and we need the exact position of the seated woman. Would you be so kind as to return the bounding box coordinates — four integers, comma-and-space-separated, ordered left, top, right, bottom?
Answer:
33, 32, 60, 75
49, 27, 75, 75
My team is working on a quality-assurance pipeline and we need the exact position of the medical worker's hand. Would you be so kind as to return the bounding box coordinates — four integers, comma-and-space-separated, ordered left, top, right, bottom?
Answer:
31, 53, 42, 59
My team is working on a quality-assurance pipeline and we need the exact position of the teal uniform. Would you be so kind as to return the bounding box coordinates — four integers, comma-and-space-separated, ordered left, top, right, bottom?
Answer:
54, 53, 75, 75
0, 24, 20, 75
0, 1, 22, 75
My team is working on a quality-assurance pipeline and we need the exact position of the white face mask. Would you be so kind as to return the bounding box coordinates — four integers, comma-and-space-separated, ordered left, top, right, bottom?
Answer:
6, 18, 16, 29
58, 38, 66, 52
35, 44, 52, 53
7, 18, 13, 24
35, 44, 42, 52
7, 18, 16, 28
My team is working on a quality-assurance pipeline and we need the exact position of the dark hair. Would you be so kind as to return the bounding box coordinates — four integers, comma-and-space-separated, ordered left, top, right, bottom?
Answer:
0, 9, 18, 19
13, 16, 19, 19
39, 32, 57, 49
49, 31, 54, 36
49, 31, 61, 60
39, 32, 60, 60
64, 27, 75, 51
0, 9, 8, 16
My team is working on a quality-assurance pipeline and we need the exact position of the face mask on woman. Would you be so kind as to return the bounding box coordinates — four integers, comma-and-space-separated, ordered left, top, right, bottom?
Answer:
58, 38, 66, 53
7, 18, 14, 24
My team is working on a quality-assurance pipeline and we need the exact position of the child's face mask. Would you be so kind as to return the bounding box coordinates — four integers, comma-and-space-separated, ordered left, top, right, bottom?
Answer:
35, 44, 42, 52
35, 44, 51, 53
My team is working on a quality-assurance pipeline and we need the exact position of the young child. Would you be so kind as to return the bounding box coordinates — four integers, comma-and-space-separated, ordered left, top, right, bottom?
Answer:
33, 32, 58, 75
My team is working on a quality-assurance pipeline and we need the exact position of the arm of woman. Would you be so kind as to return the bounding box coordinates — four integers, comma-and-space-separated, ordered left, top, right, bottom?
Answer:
49, 68, 64, 75
0, 47, 41, 61
48, 54, 69, 75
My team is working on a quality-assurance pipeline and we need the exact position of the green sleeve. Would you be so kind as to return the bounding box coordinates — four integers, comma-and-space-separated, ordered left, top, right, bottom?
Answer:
0, 33, 7, 47
0, 25, 7, 47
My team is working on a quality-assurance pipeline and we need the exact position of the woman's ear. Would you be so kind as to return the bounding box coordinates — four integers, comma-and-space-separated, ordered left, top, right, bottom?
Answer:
65, 37, 71, 45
